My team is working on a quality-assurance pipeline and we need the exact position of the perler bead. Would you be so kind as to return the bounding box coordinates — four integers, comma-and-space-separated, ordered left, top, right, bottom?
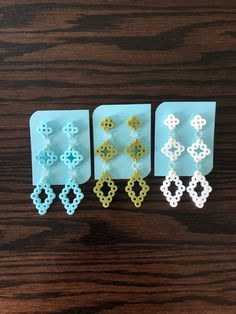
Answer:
37, 123, 52, 136
160, 170, 185, 207
63, 122, 79, 137
161, 137, 185, 162
164, 114, 180, 130
186, 171, 212, 208
125, 170, 150, 208
100, 117, 114, 133
96, 140, 117, 163
30, 182, 56, 215
35, 149, 58, 169
93, 171, 118, 208
60, 148, 83, 169
126, 115, 141, 130
190, 115, 206, 131
125, 139, 147, 161
59, 179, 84, 215
187, 138, 211, 163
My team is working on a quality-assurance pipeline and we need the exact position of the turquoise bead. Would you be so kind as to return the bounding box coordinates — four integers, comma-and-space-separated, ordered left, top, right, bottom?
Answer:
37, 123, 52, 136
60, 148, 83, 170
31, 183, 56, 215
35, 149, 58, 169
59, 179, 84, 215
63, 122, 79, 137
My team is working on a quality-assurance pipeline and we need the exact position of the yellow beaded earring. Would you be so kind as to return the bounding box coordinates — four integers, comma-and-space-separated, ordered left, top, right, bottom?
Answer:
93, 117, 118, 208
124, 116, 150, 207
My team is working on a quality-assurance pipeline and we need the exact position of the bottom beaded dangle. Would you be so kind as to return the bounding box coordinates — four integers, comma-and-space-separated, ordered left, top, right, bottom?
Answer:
31, 182, 56, 216
186, 171, 212, 208
160, 170, 185, 208
59, 179, 84, 215
93, 171, 118, 208
125, 170, 150, 208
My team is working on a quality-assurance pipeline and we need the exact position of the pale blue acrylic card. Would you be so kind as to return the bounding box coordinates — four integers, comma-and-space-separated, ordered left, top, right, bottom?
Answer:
155, 102, 216, 176
93, 104, 151, 179
30, 110, 91, 185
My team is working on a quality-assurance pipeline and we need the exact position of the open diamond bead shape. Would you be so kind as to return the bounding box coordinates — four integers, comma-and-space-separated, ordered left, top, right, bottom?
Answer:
125, 139, 147, 161
96, 140, 117, 163
125, 171, 150, 208
187, 139, 211, 163
160, 170, 185, 207
186, 171, 212, 208
63, 122, 79, 137
31, 183, 56, 215
59, 179, 84, 215
191, 115, 206, 131
60, 148, 83, 169
161, 137, 185, 162
164, 114, 180, 130
93, 171, 118, 208
35, 149, 58, 169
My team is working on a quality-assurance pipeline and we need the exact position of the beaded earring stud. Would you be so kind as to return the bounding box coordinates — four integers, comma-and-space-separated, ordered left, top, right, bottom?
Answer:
93, 117, 118, 208
160, 114, 185, 207
124, 116, 150, 208
59, 122, 84, 215
186, 115, 212, 208
30, 123, 58, 215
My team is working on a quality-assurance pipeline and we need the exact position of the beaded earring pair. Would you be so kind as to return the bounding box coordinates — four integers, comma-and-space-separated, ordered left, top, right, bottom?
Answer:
31, 122, 84, 215
160, 114, 212, 208
93, 116, 149, 208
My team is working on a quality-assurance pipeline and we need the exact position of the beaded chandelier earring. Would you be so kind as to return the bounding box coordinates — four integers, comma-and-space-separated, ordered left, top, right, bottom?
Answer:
186, 115, 212, 208
30, 123, 57, 215
124, 116, 149, 207
93, 117, 118, 208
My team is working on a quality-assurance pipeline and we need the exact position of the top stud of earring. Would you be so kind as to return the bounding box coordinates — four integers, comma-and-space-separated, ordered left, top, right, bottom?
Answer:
126, 116, 141, 130
190, 115, 206, 131
100, 117, 114, 133
164, 114, 180, 130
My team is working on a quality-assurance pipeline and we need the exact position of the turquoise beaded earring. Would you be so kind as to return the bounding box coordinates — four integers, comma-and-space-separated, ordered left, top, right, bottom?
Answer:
30, 123, 58, 215
59, 122, 84, 215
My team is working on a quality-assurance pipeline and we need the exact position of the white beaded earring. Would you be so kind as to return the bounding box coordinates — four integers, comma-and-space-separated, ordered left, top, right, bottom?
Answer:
186, 115, 212, 208
160, 114, 185, 207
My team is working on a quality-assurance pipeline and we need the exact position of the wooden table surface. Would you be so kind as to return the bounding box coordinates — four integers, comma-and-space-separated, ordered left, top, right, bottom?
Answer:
0, 1, 236, 313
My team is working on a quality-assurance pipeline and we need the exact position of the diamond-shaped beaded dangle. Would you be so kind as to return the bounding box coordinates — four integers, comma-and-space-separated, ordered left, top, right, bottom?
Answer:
30, 123, 58, 215
160, 114, 185, 207
124, 116, 150, 208
93, 117, 118, 208
186, 115, 212, 208
59, 123, 84, 215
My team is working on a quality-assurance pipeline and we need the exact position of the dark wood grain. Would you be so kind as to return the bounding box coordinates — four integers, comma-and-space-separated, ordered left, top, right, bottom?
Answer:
0, 0, 236, 313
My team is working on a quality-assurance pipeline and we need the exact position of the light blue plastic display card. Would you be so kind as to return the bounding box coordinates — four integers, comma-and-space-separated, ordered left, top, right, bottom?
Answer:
155, 102, 216, 176
93, 104, 151, 179
30, 110, 91, 185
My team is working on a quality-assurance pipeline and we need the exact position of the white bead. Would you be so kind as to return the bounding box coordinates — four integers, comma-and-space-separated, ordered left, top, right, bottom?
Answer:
130, 130, 138, 139
186, 171, 212, 208
104, 132, 112, 140
161, 137, 185, 162
164, 114, 180, 130
160, 170, 185, 207
187, 139, 211, 163
102, 163, 110, 171
190, 115, 206, 131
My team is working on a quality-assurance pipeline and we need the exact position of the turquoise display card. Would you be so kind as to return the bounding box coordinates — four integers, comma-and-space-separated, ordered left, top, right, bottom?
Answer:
30, 110, 91, 185
93, 104, 151, 179
155, 102, 216, 176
